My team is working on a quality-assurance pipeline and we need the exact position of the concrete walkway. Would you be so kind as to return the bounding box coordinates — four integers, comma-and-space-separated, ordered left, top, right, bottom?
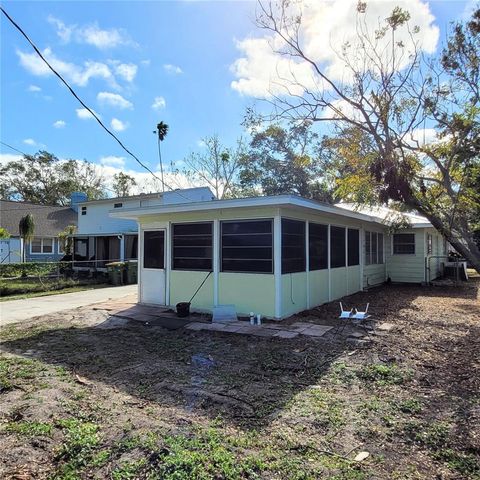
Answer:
0, 285, 138, 326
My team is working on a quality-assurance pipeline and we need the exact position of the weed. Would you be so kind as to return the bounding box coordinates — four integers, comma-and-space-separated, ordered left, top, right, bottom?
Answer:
358, 364, 411, 386
6, 420, 53, 437
112, 459, 147, 480
396, 399, 423, 414
0, 357, 45, 391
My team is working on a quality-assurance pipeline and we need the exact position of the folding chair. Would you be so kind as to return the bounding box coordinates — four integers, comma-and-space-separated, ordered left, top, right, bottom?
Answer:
339, 302, 354, 319
351, 303, 370, 321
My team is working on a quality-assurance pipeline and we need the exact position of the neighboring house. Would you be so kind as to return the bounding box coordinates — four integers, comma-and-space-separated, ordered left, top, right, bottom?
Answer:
0, 199, 78, 263
73, 187, 215, 269
110, 193, 447, 320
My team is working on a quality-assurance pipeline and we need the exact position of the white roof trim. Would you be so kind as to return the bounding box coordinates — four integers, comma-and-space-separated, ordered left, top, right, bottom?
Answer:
109, 194, 398, 225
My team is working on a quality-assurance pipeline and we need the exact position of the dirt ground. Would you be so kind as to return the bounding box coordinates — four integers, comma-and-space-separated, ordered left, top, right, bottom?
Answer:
0, 278, 479, 480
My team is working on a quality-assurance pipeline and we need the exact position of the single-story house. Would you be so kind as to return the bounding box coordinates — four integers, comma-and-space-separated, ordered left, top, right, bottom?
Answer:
0, 199, 77, 263
73, 187, 215, 270
110, 193, 447, 320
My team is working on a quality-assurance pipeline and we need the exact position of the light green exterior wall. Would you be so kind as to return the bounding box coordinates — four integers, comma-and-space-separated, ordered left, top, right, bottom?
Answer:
282, 272, 308, 318
136, 204, 441, 320
309, 269, 329, 307
219, 272, 275, 317
170, 270, 214, 311
386, 229, 426, 283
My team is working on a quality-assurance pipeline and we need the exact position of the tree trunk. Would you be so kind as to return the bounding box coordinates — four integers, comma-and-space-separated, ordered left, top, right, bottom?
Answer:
414, 207, 480, 274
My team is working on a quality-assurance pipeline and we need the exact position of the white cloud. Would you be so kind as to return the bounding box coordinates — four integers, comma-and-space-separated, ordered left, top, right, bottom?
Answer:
23, 138, 37, 146
100, 155, 126, 168
151, 96, 166, 110
114, 63, 137, 82
17, 48, 117, 88
111, 118, 128, 131
53, 120, 66, 128
231, 0, 440, 98
76, 108, 101, 120
48, 15, 134, 49
163, 64, 183, 75
27, 84, 41, 92
141, 59, 151, 67
97, 91, 133, 109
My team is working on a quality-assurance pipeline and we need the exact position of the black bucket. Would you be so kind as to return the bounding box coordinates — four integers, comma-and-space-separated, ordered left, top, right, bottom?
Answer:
176, 302, 191, 318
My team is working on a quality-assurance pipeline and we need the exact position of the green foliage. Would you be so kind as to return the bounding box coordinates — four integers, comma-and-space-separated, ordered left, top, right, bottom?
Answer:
0, 261, 56, 278
240, 121, 335, 201
0, 227, 10, 239
112, 172, 137, 198
396, 399, 423, 414
58, 225, 77, 257
156, 121, 169, 142
0, 357, 46, 392
0, 150, 107, 205
357, 364, 411, 386
6, 421, 53, 437
0, 277, 78, 297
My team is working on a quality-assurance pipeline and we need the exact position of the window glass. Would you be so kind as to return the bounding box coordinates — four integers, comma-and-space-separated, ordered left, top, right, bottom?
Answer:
378, 233, 384, 264
172, 223, 212, 271
114, 203, 123, 208
372, 232, 378, 264
347, 229, 360, 266
427, 233, 433, 254
31, 238, 42, 253
309, 222, 328, 270
144, 231, 165, 269
330, 226, 346, 268
81, 206, 87, 216
393, 233, 416, 254
365, 231, 371, 265
222, 220, 273, 273
282, 219, 306, 274
43, 238, 53, 253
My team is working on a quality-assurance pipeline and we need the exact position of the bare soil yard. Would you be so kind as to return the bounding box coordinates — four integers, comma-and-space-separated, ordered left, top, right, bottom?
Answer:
0, 278, 479, 479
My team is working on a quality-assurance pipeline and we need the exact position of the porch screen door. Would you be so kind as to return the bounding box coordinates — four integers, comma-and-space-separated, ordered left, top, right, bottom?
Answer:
141, 230, 166, 304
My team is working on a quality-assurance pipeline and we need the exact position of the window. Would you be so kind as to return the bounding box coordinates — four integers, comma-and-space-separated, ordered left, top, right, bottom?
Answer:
172, 222, 212, 271
30, 237, 54, 254
427, 233, 433, 255
365, 231, 384, 265
282, 219, 306, 274
347, 229, 360, 266
124, 235, 138, 260
81, 206, 87, 216
114, 203, 123, 208
393, 233, 416, 255
144, 231, 165, 269
330, 226, 346, 268
221, 220, 273, 273
309, 222, 328, 270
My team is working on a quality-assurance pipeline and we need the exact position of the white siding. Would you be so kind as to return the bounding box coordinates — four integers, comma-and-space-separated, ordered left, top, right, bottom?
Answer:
386, 229, 425, 283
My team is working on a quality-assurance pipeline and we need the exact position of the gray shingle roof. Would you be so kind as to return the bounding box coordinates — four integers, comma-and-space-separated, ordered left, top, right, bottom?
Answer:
0, 200, 77, 237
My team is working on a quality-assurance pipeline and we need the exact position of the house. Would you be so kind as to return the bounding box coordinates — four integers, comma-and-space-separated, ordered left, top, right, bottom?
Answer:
72, 187, 215, 269
0, 199, 77, 263
110, 193, 447, 320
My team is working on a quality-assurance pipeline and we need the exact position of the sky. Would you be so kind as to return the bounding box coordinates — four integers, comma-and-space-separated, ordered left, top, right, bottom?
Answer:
0, 0, 475, 194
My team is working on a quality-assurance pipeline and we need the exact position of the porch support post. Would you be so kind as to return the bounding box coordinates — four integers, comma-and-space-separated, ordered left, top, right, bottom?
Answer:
119, 235, 125, 262
274, 211, 282, 320
359, 226, 364, 290
305, 221, 310, 309
328, 224, 332, 301
213, 219, 219, 306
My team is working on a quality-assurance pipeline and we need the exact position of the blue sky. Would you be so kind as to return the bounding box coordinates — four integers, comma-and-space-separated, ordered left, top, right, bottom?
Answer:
0, 0, 474, 191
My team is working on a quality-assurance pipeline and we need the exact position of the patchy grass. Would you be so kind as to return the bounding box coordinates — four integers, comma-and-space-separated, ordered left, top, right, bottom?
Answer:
0, 280, 479, 479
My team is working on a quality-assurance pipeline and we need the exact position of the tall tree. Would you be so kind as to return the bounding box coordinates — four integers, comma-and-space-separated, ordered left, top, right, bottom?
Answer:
19, 214, 34, 263
112, 172, 137, 197
155, 121, 169, 193
175, 135, 247, 199
240, 121, 335, 201
58, 225, 77, 257
246, 1, 480, 271
0, 151, 107, 205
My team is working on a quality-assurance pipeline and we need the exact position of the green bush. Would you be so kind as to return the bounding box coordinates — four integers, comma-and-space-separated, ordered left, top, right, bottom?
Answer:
0, 262, 56, 278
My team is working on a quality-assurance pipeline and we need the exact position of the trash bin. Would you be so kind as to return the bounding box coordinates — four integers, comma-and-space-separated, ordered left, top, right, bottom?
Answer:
125, 260, 138, 284
106, 262, 125, 286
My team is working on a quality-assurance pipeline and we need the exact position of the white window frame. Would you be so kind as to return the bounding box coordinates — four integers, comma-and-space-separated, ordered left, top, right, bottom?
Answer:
365, 231, 384, 265
30, 237, 55, 255
392, 233, 416, 255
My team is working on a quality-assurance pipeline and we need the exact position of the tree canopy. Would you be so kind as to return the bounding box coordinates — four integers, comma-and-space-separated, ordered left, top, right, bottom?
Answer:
0, 151, 107, 205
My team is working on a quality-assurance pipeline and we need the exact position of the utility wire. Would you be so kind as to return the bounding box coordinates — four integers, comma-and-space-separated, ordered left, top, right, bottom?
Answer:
0, 6, 192, 201
0, 140, 27, 156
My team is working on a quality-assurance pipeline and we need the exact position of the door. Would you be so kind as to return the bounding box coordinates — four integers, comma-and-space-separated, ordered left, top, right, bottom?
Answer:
141, 229, 166, 304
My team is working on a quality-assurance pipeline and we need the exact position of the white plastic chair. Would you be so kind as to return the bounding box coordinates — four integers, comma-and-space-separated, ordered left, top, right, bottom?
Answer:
352, 303, 370, 321
339, 302, 354, 319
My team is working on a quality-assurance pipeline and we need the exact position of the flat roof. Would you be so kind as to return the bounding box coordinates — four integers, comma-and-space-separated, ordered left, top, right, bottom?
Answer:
110, 194, 433, 227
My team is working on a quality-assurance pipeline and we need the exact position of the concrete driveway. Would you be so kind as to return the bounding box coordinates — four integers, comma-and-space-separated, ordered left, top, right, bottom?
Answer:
0, 285, 138, 326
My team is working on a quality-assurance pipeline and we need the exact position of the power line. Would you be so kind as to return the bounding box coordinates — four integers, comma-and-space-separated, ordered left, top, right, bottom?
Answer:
0, 140, 27, 156
0, 6, 192, 202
